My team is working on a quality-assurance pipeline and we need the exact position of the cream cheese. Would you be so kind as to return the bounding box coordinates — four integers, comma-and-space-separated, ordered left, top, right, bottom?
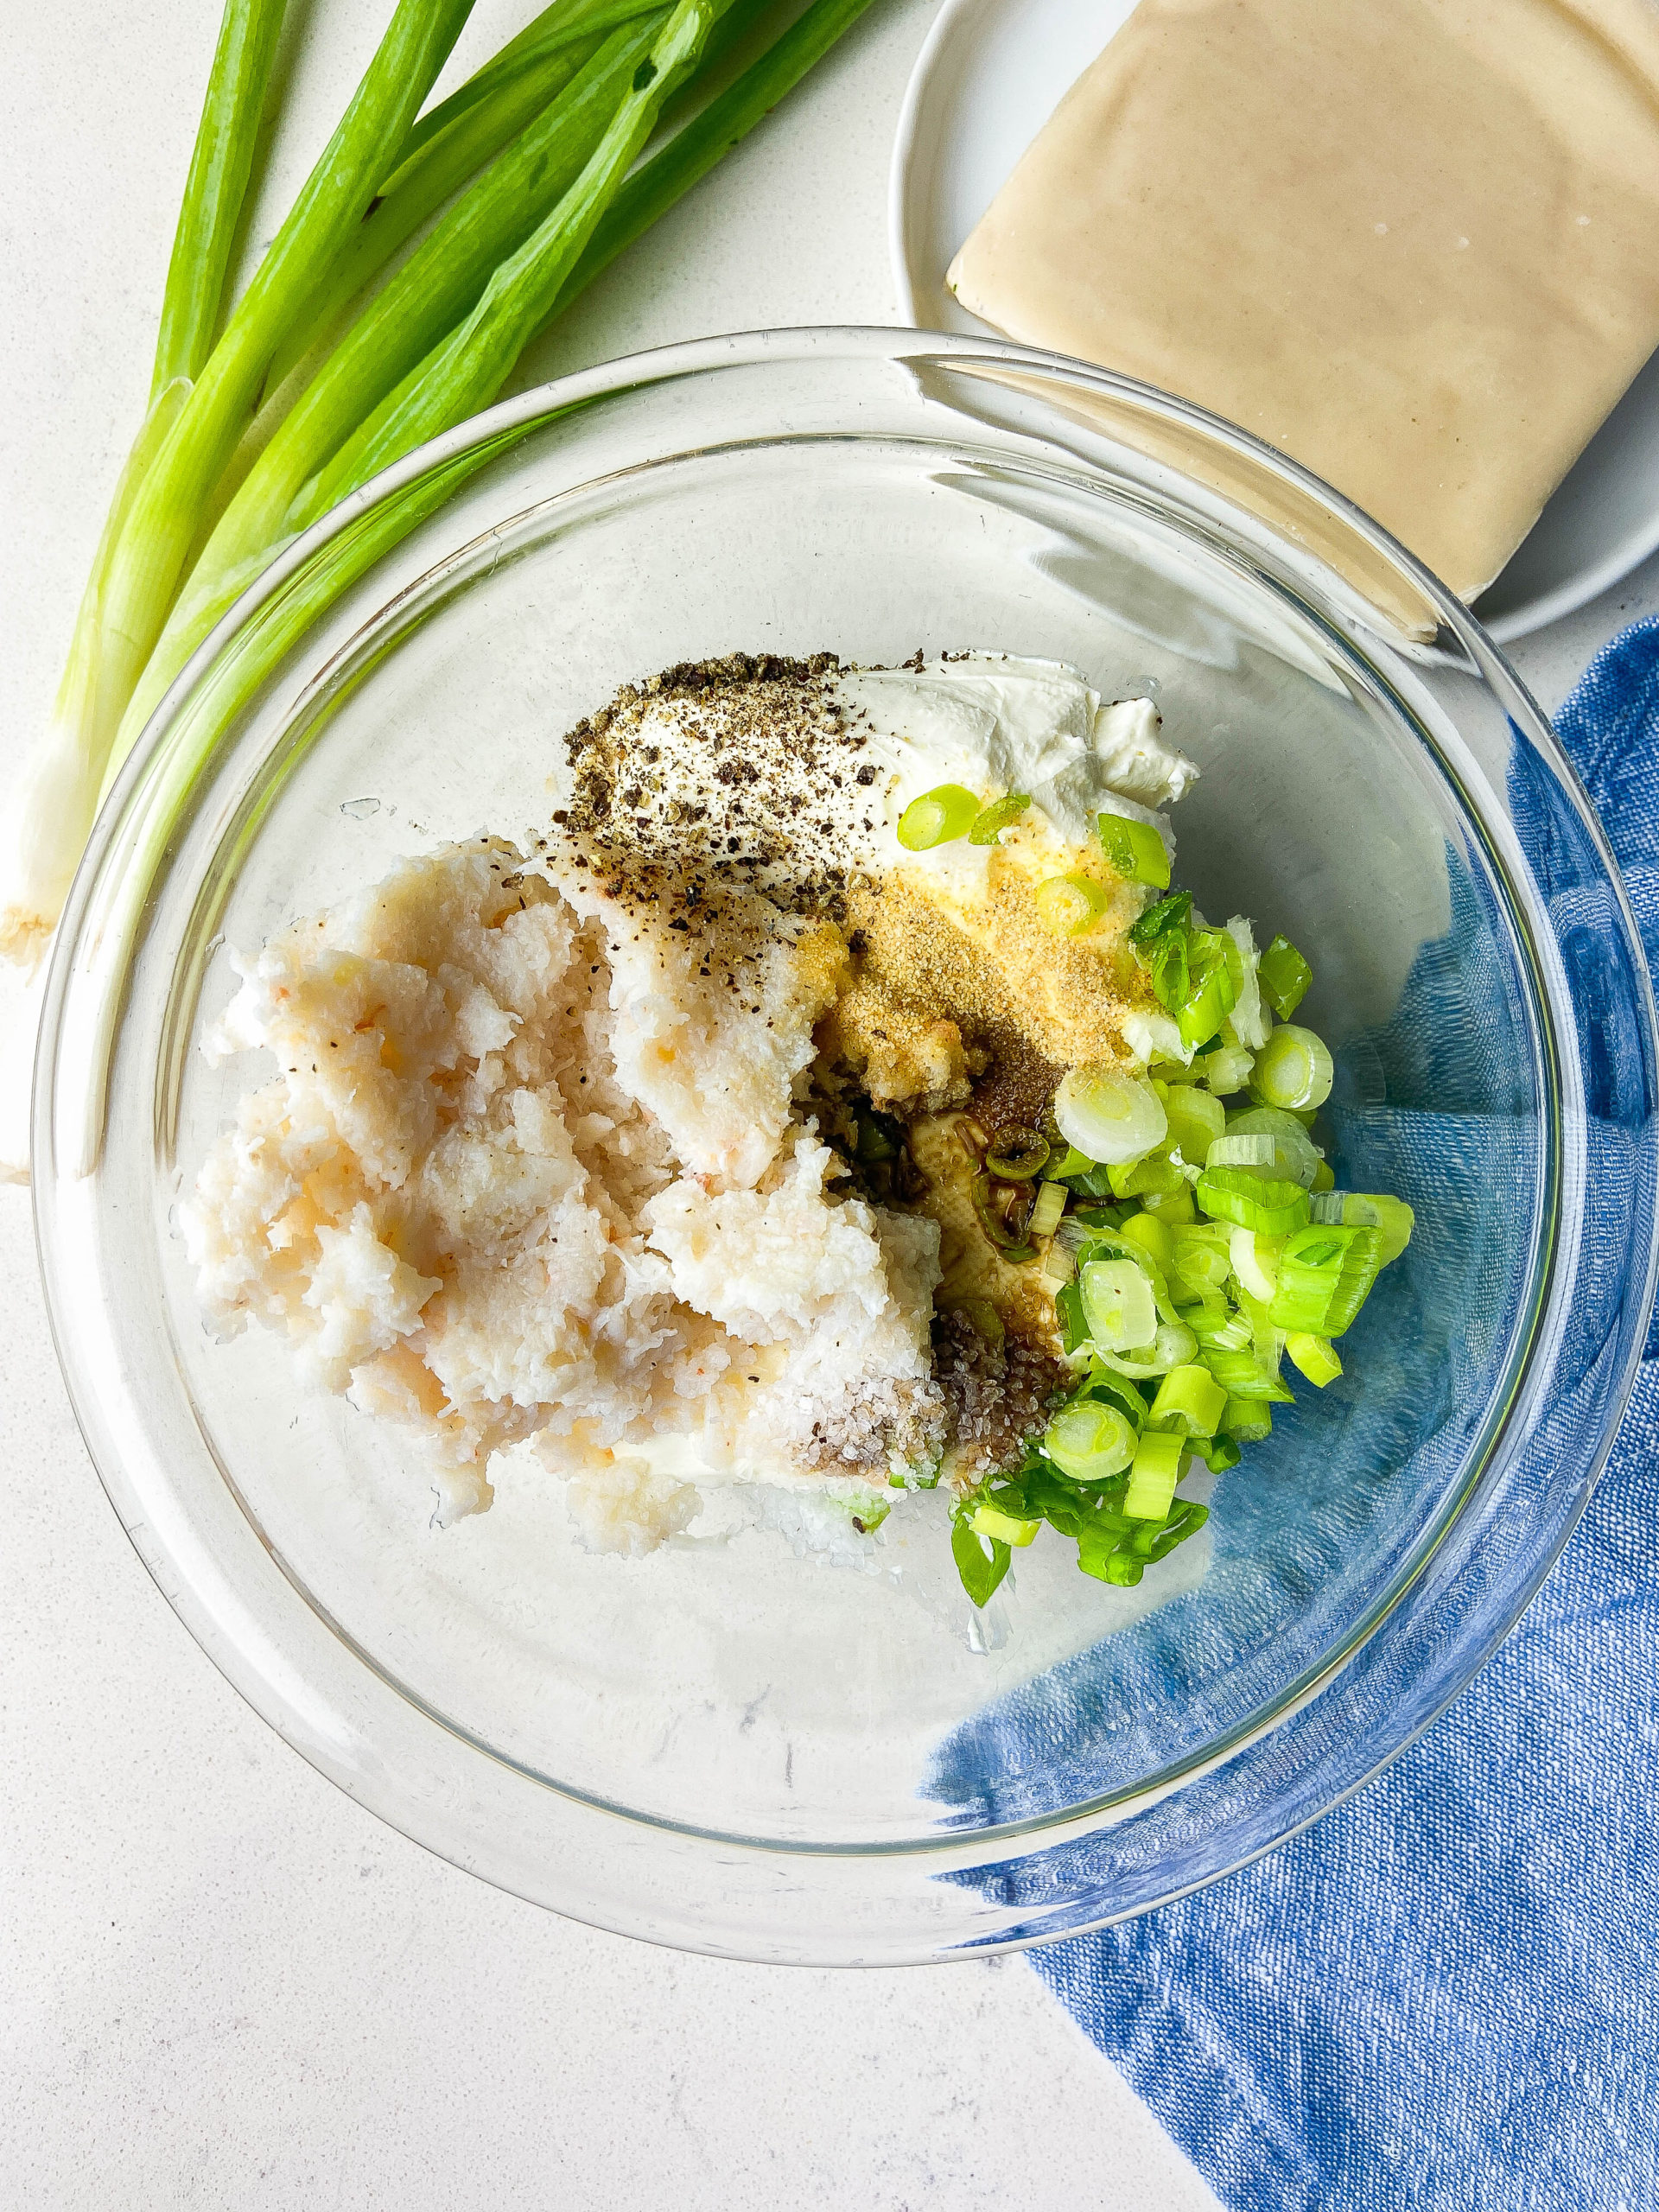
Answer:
838, 654, 1197, 859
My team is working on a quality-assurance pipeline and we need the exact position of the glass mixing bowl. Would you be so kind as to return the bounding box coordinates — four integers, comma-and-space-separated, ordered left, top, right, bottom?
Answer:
34, 329, 1657, 1963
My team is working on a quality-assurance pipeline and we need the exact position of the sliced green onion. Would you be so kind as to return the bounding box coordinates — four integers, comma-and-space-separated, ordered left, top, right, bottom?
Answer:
1311, 1159, 1337, 1193
1027, 1179, 1069, 1239
1224, 1395, 1274, 1443
1267, 1224, 1384, 1336
1164, 1082, 1225, 1163
938, 1294, 1004, 1347
1222, 916, 1270, 1050
895, 782, 980, 850
1102, 1554, 1144, 1586
1079, 1259, 1159, 1353
971, 1172, 1036, 1261
1192, 1041, 1256, 1096
1197, 1166, 1312, 1236
1076, 1368, 1147, 1431
1123, 1429, 1185, 1521
971, 1502, 1040, 1547
950, 1514, 1011, 1607
1228, 1226, 1283, 1301
1168, 1224, 1232, 1295
1033, 873, 1113, 936
1040, 1237, 1077, 1287
969, 791, 1031, 844
1075, 1230, 1181, 1325
1148, 1363, 1228, 1439
1185, 1301, 1253, 1351
983, 1128, 1050, 1180
1233, 1286, 1286, 1365
1175, 928, 1240, 1049
1287, 1332, 1344, 1387
1249, 1023, 1335, 1111
1258, 934, 1313, 1020
1194, 1431, 1242, 1473
1107, 1152, 1187, 1200
1096, 1320, 1198, 1380
853, 1106, 901, 1165
1127, 889, 1192, 948
1223, 1104, 1323, 1188
1208, 1133, 1275, 1170
1139, 1183, 1198, 1225
1044, 1402, 1138, 1482
1097, 811, 1171, 888
1055, 1066, 1168, 1166
1116, 1209, 1174, 1275
1312, 1192, 1415, 1264
1200, 1347, 1295, 1402
1054, 1280, 1090, 1356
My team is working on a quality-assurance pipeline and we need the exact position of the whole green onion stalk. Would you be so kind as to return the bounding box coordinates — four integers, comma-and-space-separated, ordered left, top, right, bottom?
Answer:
2, 0, 478, 965
3, 0, 880, 975
0, 0, 289, 967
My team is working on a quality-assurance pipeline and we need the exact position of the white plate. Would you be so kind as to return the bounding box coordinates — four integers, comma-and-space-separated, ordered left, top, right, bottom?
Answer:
889, 0, 1659, 641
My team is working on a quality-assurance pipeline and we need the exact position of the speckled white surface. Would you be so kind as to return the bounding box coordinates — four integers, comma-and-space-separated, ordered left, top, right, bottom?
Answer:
3, 4, 1656, 2206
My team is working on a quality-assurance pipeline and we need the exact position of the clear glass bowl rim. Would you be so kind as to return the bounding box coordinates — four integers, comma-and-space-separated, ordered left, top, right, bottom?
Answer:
32, 326, 1659, 1964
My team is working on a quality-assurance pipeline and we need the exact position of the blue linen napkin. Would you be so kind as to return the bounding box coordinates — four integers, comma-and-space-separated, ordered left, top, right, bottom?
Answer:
1027, 621, 1659, 2210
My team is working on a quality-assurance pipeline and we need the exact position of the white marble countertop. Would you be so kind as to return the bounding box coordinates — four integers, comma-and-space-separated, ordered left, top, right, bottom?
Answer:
3, 5, 1656, 2205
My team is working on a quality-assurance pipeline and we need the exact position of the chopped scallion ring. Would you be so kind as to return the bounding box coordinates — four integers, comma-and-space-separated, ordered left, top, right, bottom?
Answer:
1033, 873, 1112, 936
895, 783, 981, 850
1222, 1105, 1323, 1189
1193, 1041, 1256, 1096
970, 1502, 1040, 1547
1258, 935, 1313, 1020
1163, 1082, 1225, 1163
1027, 1179, 1069, 1240
1224, 1395, 1274, 1444
1123, 1428, 1185, 1521
969, 791, 1031, 844
1148, 1363, 1228, 1440
1097, 811, 1171, 888
1287, 1332, 1344, 1386
1117, 1209, 1174, 1274
1079, 1258, 1159, 1352
1095, 1319, 1198, 1380
1322, 1191, 1415, 1263
1208, 1133, 1275, 1169
1055, 1065, 1168, 1165
1044, 1401, 1138, 1483
1174, 928, 1240, 1049
1267, 1224, 1384, 1336
983, 1128, 1050, 1180
1249, 1023, 1335, 1111
1228, 1226, 1283, 1301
